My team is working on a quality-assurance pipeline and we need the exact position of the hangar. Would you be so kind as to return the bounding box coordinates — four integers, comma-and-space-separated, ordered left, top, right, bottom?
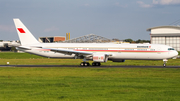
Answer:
147, 26, 180, 51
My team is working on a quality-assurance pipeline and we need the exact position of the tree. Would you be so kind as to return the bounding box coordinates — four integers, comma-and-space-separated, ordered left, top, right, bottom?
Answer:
136, 39, 150, 43
124, 39, 133, 43
124, 39, 150, 43
10, 47, 17, 52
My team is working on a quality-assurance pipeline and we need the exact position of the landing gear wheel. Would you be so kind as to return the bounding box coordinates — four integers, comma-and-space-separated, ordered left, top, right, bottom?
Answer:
86, 62, 90, 66
80, 62, 90, 66
163, 63, 166, 67
80, 62, 84, 66
92, 62, 101, 66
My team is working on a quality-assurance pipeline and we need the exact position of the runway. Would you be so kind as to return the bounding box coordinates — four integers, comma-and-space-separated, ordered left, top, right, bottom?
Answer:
0, 65, 180, 68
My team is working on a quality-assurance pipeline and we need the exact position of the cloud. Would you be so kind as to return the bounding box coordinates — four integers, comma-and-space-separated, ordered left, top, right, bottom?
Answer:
138, 0, 180, 8
84, 3, 90, 7
115, 2, 120, 6
0, 25, 14, 32
153, 0, 180, 5
114, 2, 128, 8
137, 1, 153, 8
44, 26, 59, 32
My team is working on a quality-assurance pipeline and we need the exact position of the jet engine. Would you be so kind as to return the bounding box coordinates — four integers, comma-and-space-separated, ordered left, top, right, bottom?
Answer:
92, 54, 108, 62
111, 59, 125, 62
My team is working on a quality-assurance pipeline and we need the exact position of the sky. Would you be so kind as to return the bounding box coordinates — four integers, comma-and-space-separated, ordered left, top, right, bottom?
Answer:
1, 0, 180, 41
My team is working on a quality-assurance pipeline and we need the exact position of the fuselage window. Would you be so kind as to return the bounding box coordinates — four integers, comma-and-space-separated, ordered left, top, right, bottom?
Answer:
150, 49, 155, 51
137, 49, 147, 51
125, 49, 134, 50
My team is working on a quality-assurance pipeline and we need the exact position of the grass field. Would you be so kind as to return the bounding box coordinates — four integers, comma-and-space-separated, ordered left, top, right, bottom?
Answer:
0, 52, 179, 66
0, 67, 180, 101
0, 52, 180, 101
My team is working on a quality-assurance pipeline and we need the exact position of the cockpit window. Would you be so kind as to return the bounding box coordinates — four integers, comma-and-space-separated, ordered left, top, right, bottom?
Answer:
168, 48, 175, 50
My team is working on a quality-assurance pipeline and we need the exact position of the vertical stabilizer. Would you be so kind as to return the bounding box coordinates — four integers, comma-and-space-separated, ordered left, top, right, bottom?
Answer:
13, 19, 39, 45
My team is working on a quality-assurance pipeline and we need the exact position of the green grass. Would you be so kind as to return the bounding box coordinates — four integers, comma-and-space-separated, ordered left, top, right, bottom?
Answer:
0, 52, 45, 59
0, 59, 180, 66
0, 67, 180, 101
0, 52, 180, 100
0, 52, 179, 66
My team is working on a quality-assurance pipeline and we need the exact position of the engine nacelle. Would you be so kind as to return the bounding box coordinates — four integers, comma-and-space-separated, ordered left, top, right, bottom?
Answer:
111, 59, 125, 62
93, 54, 108, 62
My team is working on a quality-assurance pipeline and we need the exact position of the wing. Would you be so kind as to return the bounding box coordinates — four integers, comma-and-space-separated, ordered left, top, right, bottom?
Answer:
43, 48, 93, 56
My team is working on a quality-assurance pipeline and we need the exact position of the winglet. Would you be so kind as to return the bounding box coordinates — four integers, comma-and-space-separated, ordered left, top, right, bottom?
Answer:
13, 19, 39, 45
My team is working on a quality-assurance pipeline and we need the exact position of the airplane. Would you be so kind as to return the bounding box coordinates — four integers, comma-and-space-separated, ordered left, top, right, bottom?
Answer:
13, 18, 178, 67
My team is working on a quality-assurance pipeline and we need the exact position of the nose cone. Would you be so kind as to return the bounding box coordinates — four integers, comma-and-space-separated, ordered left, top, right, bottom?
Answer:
175, 51, 178, 55
168, 51, 178, 59
173, 51, 178, 57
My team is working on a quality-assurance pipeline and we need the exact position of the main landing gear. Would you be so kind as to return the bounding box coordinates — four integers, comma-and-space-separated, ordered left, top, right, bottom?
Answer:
92, 62, 101, 66
80, 62, 101, 66
80, 58, 101, 66
80, 62, 90, 66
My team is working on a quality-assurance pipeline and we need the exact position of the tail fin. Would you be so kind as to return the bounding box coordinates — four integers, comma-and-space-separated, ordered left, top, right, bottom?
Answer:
13, 19, 39, 45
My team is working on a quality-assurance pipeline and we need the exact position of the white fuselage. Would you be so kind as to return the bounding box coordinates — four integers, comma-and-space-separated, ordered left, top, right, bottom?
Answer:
18, 43, 178, 60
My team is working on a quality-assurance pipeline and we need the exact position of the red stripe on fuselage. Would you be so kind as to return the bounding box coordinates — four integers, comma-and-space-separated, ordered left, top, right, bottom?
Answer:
37, 49, 51, 51
74, 49, 168, 53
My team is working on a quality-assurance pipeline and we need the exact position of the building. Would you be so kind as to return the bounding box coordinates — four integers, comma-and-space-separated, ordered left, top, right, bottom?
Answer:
62, 34, 111, 43
147, 26, 180, 51
39, 36, 65, 43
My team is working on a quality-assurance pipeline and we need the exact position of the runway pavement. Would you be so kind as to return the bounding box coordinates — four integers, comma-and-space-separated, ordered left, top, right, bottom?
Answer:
0, 65, 180, 68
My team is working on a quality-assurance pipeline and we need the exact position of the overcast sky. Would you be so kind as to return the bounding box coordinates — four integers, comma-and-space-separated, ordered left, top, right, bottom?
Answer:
1, 0, 180, 41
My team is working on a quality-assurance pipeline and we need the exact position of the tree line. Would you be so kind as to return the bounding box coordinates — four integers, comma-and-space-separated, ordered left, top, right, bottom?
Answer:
112, 38, 150, 43
124, 39, 150, 43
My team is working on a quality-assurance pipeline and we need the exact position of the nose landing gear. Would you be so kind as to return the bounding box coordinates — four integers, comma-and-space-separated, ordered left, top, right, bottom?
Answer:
163, 63, 166, 67
163, 59, 168, 67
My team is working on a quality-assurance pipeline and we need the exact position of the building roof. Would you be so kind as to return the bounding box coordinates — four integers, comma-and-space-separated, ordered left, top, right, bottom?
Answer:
62, 34, 111, 43
147, 25, 180, 31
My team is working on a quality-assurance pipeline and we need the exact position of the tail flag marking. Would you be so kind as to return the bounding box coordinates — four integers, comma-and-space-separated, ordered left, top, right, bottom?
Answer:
17, 28, 26, 33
